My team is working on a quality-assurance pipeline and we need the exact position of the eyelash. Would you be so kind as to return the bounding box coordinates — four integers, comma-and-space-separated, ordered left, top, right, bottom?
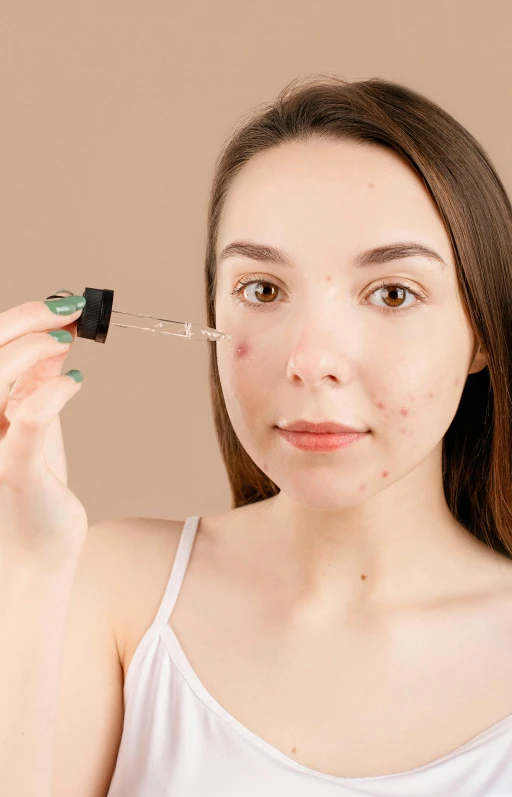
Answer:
228, 274, 425, 315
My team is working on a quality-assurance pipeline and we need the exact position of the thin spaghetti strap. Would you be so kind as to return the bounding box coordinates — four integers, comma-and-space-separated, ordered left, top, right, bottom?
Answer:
123, 516, 202, 698
152, 515, 201, 630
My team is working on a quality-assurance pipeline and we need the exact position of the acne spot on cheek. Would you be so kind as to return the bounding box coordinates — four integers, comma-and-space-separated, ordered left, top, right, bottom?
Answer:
235, 342, 250, 358
400, 407, 409, 417
376, 401, 385, 410
359, 483, 366, 491
382, 470, 389, 478
429, 392, 434, 399
325, 275, 332, 281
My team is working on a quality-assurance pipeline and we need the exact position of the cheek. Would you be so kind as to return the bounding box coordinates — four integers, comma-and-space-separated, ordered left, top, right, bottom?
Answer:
223, 340, 275, 444
228, 339, 285, 428
224, 340, 260, 415
372, 370, 461, 443
235, 342, 251, 359
218, 340, 252, 393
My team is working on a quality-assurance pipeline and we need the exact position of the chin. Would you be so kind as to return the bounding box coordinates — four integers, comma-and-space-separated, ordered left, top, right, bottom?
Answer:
267, 473, 372, 511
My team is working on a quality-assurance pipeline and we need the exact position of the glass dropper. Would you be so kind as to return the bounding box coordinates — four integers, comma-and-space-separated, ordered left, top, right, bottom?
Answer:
109, 310, 231, 342
45, 288, 232, 344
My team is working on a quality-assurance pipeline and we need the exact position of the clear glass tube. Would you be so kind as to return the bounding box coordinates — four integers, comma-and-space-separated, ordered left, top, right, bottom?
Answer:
110, 310, 231, 342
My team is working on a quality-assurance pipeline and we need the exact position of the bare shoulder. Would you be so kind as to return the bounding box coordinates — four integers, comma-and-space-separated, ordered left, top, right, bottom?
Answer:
85, 515, 187, 679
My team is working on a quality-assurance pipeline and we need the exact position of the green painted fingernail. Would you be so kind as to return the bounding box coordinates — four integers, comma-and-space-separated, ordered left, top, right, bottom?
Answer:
65, 369, 84, 383
44, 296, 86, 315
48, 330, 73, 344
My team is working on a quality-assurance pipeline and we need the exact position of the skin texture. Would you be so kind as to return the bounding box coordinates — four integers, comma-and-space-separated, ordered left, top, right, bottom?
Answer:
213, 138, 493, 618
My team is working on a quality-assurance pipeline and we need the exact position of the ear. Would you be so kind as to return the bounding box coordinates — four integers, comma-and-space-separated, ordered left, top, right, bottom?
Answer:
468, 343, 488, 375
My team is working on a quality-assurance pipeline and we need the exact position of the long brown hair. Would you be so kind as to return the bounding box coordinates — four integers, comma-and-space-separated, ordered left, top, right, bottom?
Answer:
203, 73, 512, 559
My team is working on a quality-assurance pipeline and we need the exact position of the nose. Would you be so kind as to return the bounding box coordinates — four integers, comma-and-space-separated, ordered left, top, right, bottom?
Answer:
285, 312, 359, 387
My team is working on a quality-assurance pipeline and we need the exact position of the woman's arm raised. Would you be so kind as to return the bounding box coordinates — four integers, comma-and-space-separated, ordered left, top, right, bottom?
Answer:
0, 297, 122, 796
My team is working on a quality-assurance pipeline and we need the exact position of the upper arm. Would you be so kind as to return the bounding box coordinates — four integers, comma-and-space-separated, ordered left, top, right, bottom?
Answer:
51, 516, 185, 797
52, 519, 128, 797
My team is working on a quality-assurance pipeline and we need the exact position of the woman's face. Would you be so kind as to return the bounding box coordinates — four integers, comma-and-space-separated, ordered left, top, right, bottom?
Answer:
214, 138, 486, 509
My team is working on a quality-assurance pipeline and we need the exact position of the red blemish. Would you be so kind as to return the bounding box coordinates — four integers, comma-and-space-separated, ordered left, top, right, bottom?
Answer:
235, 342, 249, 358
454, 378, 460, 386
382, 470, 389, 478
359, 483, 366, 491
400, 407, 409, 416
291, 746, 297, 753
325, 274, 332, 281
429, 392, 434, 399
400, 427, 406, 434
368, 182, 374, 188
377, 401, 385, 410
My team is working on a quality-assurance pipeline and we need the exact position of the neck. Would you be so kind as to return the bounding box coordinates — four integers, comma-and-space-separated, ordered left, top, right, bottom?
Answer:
256, 457, 499, 616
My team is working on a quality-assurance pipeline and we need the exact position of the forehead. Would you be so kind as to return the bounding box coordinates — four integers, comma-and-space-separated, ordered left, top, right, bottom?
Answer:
216, 139, 450, 261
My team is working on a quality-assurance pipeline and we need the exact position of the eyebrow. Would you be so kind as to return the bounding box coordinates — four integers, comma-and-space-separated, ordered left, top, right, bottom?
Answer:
217, 240, 448, 270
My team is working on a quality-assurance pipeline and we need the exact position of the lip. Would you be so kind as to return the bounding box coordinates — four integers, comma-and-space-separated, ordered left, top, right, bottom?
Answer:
278, 420, 367, 434
276, 428, 369, 452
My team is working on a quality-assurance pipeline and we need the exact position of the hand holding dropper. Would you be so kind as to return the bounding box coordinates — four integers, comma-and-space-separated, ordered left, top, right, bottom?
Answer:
45, 288, 232, 344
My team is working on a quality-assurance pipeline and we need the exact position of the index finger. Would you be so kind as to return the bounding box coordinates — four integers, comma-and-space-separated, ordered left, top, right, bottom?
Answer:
0, 300, 85, 349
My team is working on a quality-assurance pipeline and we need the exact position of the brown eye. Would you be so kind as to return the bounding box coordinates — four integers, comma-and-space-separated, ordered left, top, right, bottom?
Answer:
229, 276, 283, 311
381, 285, 406, 308
244, 281, 279, 303
367, 282, 421, 313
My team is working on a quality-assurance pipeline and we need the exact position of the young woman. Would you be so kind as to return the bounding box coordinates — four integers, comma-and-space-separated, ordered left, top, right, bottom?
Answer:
2, 75, 512, 796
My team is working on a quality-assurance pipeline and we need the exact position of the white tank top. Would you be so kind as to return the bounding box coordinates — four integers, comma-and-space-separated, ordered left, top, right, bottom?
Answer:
106, 515, 512, 796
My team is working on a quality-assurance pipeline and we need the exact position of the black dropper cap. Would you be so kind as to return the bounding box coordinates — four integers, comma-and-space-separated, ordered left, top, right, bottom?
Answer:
45, 287, 114, 344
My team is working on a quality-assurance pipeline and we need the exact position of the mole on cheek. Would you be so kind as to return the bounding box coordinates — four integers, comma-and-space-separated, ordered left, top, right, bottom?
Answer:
235, 342, 250, 358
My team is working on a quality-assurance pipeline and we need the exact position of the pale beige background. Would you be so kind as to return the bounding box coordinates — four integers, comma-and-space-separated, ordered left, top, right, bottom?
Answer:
1, 1, 511, 526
